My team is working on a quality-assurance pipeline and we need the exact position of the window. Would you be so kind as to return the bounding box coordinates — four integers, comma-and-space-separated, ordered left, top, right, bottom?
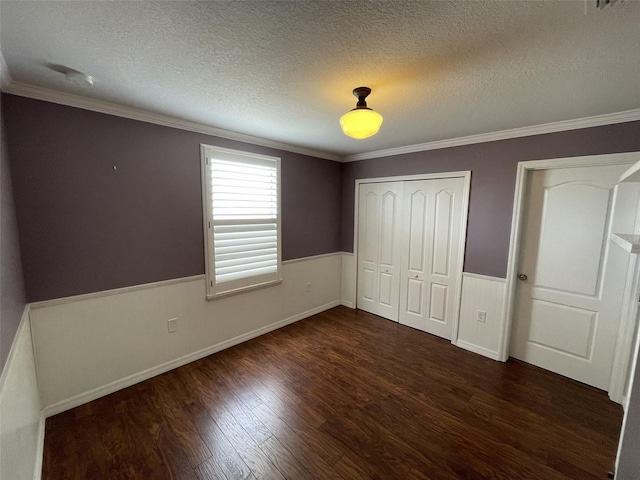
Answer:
201, 145, 282, 299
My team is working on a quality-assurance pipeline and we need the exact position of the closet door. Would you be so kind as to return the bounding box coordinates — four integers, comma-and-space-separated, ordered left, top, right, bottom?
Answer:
357, 182, 404, 321
399, 177, 465, 339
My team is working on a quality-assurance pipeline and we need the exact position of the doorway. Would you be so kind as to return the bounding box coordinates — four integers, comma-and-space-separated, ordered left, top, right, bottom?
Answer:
501, 153, 640, 396
510, 164, 630, 390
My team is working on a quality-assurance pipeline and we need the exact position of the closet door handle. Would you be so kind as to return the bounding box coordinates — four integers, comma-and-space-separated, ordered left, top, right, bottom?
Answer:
414, 274, 419, 278
384, 268, 389, 273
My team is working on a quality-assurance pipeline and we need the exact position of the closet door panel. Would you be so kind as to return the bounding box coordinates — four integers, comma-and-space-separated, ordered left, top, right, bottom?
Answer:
399, 181, 431, 330
357, 185, 380, 316
407, 279, 423, 315
432, 189, 453, 277
424, 188, 454, 334
376, 184, 403, 321
379, 191, 397, 266
425, 178, 465, 339
408, 190, 427, 271
379, 273, 394, 307
357, 182, 403, 321
360, 268, 376, 303
428, 283, 448, 323
400, 177, 466, 340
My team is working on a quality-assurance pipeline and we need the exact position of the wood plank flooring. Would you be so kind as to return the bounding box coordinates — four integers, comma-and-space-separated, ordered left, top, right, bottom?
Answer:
42, 306, 623, 479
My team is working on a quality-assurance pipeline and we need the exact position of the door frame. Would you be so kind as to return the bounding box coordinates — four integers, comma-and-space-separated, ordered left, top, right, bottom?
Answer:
500, 152, 640, 400
353, 170, 471, 344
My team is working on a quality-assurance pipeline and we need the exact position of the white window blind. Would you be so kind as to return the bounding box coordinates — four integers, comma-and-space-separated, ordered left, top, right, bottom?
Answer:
201, 145, 281, 298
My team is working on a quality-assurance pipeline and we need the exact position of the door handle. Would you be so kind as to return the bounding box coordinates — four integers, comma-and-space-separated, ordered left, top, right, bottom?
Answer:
518, 273, 528, 281
384, 269, 389, 273
414, 274, 419, 279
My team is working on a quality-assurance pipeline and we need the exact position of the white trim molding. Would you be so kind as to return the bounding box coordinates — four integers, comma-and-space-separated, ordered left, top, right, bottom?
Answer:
610, 252, 640, 405
340, 252, 356, 309
2, 82, 341, 162
353, 171, 471, 185
33, 416, 45, 480
344, 109, 640, 162
29, 274, 206, 310
461, 272, 506, 284
28, 252, 345, 310
0, 306, 44, 480
0, 305, 30, 393
282, 251, 343, 265
455, 340, 502, 361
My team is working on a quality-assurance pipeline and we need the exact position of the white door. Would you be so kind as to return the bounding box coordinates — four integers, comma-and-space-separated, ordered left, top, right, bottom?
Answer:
399, 177, 466, 340
511, 164, 631, 390
357, 182, 404, 321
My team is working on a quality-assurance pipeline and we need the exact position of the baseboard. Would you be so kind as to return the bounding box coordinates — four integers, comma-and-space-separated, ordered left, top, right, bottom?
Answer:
42, 300, 341, 417
33, 414, 45, 480
455, 339, 502, 361
340, 300, 355, 309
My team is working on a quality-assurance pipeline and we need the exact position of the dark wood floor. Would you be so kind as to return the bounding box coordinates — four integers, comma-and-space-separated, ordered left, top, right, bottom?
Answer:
42, 306, 623, 480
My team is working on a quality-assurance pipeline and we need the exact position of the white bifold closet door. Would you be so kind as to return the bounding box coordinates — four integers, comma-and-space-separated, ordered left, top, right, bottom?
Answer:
398, 178, 465, 340
357, 182, 404, 321
357, 177, 466, 341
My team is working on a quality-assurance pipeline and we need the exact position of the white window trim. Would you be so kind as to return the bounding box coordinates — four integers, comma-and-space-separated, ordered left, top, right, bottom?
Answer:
200, 144, 282, 300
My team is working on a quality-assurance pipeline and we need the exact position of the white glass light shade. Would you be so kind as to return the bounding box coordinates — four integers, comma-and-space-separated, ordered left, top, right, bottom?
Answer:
340, 108, 383, 139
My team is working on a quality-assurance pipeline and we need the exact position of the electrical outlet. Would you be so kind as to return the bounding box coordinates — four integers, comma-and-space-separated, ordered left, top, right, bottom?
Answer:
305, 282, 312, 293
476, 310, 487, 323
167, 318, 178, 333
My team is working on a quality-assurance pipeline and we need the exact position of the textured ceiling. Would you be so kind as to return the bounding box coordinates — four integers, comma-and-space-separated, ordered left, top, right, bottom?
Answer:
1, 1, 639, 157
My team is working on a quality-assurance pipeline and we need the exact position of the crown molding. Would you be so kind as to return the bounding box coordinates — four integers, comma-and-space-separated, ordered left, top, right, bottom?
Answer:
344, 108, 640, 162
1, 81, 342, 162
3, 79, 639, 165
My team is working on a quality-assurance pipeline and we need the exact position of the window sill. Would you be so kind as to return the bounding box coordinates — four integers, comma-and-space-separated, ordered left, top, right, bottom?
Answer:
206, 278, 283, 301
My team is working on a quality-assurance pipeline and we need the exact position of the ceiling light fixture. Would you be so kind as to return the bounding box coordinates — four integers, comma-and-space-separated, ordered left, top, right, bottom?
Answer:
339, 87, 383, 139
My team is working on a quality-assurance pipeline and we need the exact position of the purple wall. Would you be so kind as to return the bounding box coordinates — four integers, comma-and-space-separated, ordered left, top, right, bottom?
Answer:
3, 94, 342, 302
0, 96, 26, 373
342, 121, 640, 278
5, 91, 640, 303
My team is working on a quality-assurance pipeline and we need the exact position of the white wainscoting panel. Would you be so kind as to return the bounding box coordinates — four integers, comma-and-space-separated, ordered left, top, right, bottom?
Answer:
455, 273, 506, 360
0, 308, 44, 480
30, 254, 341, 415
341, 252, 356, 308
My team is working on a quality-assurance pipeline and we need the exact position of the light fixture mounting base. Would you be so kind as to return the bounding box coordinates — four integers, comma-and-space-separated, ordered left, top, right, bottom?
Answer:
352, 86, 372, 108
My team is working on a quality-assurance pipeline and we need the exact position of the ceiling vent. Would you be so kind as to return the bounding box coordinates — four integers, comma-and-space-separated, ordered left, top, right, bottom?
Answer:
65, 70, 94, 87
